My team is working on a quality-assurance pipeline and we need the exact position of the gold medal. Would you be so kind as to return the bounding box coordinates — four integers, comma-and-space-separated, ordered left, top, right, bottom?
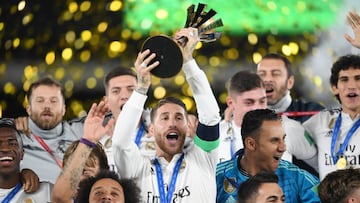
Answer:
336, 157, 347, 169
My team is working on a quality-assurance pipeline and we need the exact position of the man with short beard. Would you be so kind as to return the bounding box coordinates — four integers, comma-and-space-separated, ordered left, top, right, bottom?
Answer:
113, 27, 221, 202
20, 77, 83, 183
256, 53, 324, 124
256, 53, 324, 177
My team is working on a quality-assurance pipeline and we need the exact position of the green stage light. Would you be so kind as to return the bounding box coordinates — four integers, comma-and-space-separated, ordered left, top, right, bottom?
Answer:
124, 0, 340, 35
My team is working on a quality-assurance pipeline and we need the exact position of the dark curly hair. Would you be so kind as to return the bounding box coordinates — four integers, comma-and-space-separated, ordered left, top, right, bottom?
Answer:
75, 170, 141, 203
330, 54, 360, 102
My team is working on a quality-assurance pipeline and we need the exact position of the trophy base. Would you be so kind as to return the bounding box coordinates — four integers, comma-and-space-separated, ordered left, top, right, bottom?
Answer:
141, 35, 183, 78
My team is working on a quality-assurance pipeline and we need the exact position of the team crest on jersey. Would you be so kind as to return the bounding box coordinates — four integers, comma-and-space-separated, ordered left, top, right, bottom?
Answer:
180, 160, 187, 172
328, 118, 335, 129
223, 178, 236, 194
23, 198, 34, 203
146, 141, 156, 151
325, 117, 336, 137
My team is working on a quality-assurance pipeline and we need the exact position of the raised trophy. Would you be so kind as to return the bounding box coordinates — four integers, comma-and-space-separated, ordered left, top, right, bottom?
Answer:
141, 3, 223, 78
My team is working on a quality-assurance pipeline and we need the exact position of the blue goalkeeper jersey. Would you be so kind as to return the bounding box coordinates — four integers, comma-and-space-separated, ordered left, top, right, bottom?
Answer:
216, 149, 320, 203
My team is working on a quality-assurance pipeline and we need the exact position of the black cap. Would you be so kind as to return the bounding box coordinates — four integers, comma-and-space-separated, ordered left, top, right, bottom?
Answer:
141, 35, 183, 78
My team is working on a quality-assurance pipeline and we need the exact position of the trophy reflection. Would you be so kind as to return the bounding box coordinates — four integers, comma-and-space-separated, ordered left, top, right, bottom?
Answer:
141, 3, 223, 78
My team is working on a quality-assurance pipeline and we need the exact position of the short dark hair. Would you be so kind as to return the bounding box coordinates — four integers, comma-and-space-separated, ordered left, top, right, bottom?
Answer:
150, 97, 187, 123
261, 53, 293, 78
227, 71, 264, 97
103, 66, 137, 93
330, 54, 360, 102
241, 109, 280, 145
62, 140, 109, 170
237, 172, 280, 203
318, 168, 360, 203
27, 76, 65, 103
75, 170, 141, 203
0, 118, 23, 149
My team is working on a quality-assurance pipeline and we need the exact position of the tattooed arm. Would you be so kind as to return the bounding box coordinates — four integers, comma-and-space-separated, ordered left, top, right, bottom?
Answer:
51, 101, 114, 203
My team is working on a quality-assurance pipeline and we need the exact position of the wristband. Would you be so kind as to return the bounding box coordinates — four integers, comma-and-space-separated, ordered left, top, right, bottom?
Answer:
80, 138, 97, 148
135, 87, 148, 95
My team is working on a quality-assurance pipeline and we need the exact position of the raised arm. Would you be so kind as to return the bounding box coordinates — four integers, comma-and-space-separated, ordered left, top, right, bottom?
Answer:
174, 28, 221, 153
51, 101, 113, 203
175, 27, 221, 126
112, 50, 159, 177
345, 11, 360, 49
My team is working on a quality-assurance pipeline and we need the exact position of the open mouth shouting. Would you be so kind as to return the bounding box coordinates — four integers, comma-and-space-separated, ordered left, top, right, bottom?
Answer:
166, 132, 179, 145
273, 152, 284, 163
0, 156, 14, 167
264, 84, 275, 97
273, 155, 281, 161
347, 92, 358, 99
119, 103, 126, 111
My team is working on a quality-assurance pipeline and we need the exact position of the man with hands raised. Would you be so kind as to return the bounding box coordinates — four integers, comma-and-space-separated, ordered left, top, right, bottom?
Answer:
52, 100, 115, 203
112, 27, 221, 203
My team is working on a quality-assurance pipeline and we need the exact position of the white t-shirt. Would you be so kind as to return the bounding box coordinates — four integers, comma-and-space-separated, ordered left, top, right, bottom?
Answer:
304, 109, 360, 180
0, 182, 52, 203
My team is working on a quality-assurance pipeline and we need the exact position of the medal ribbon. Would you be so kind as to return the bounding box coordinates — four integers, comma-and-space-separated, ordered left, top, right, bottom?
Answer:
226, 121, 235, 158
279, 111, 319, 117
135, 122, 145, 146
226, 121, 235, 157
331, 113, 360, 164
33, 133, 63, 168
154, 154, 184, 203
1, 183, 22, 203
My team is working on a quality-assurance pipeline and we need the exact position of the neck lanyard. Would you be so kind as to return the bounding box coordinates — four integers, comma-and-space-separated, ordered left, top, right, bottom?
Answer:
1, 183, 22, 203
32, 133, 63, 168
135, 122, 145, 146
331, 113, 360, 163
230, 140, 234, 158
154, 154, 184, 203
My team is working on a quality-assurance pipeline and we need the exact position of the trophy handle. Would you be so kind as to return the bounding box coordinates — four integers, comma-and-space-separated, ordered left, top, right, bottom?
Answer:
190, 3, 206, 27
139, 3, 223, 78
177, 3, 223, 46
193, 9, 217, 28
184, 4, 195, 28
